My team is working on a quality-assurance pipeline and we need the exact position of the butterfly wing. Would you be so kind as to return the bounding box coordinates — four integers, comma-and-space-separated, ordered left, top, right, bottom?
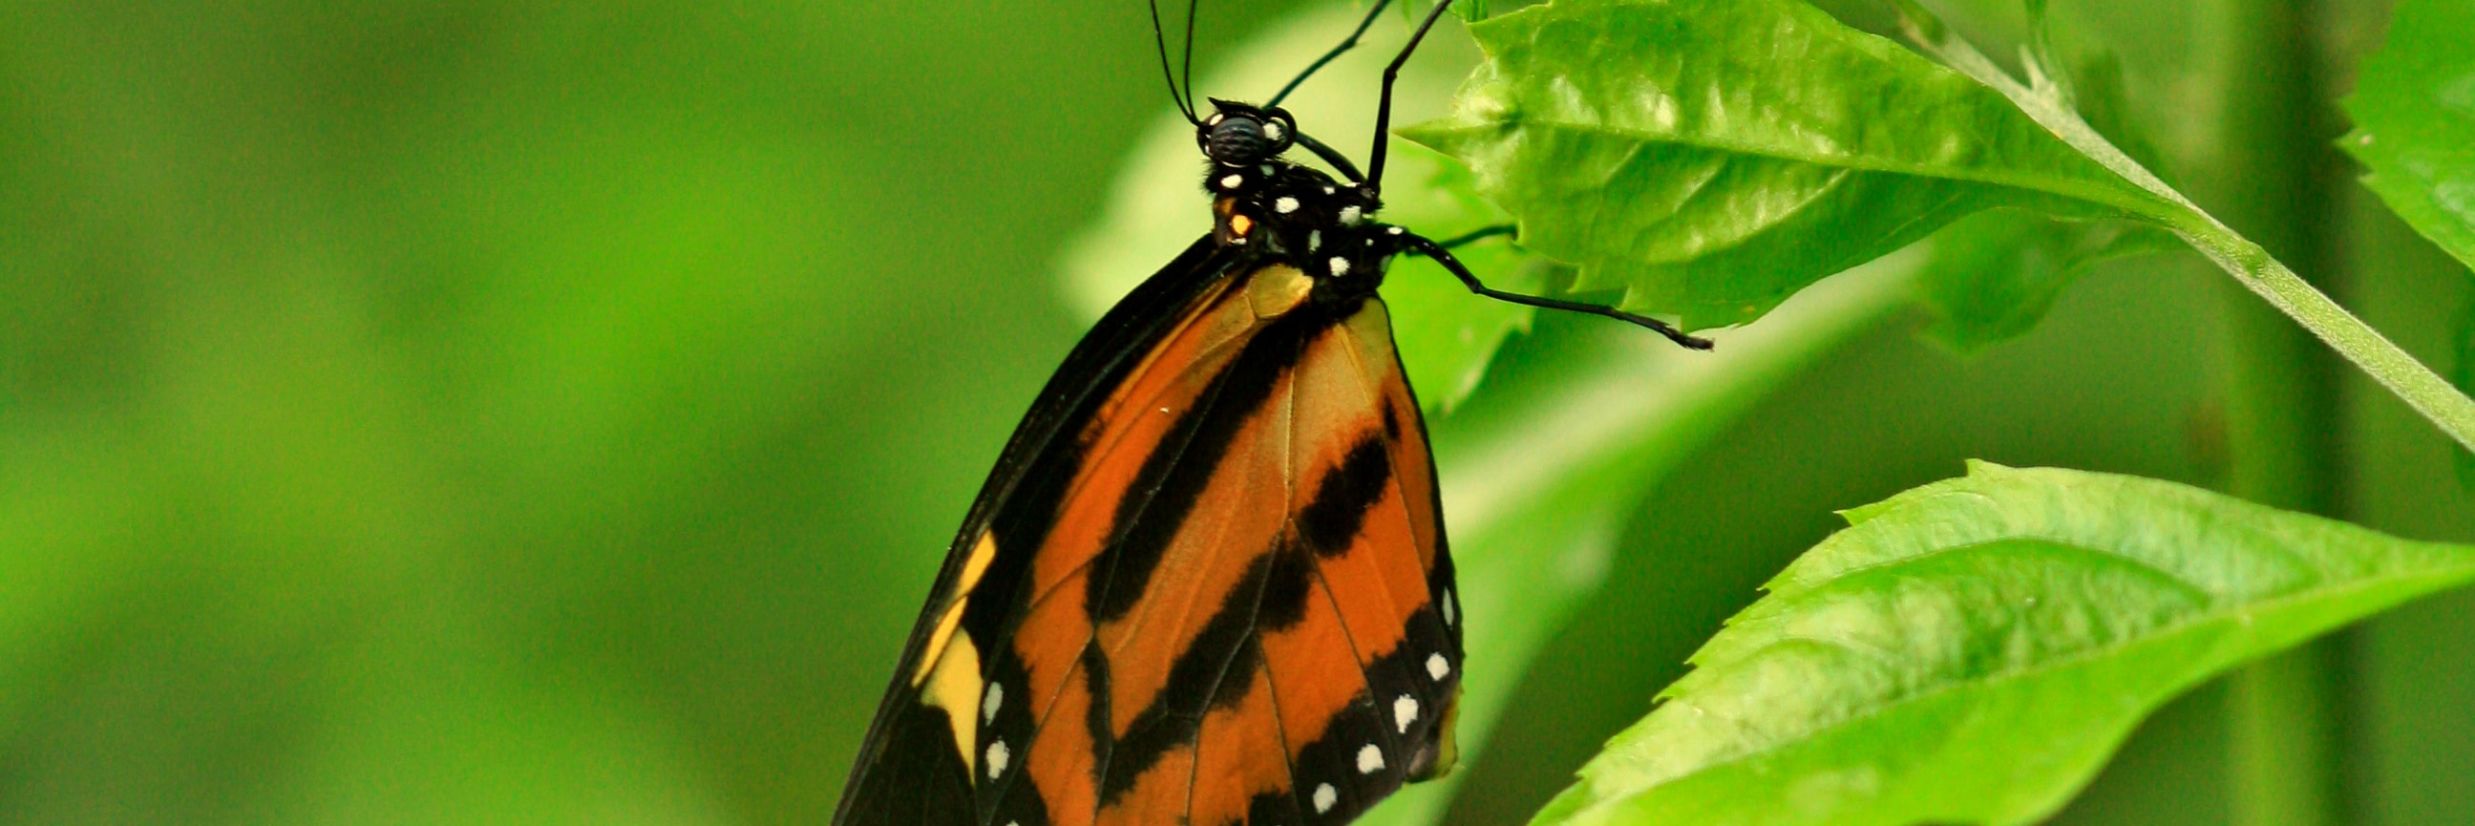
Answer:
835, 249, 1463, 826
834, 235, 1241, 823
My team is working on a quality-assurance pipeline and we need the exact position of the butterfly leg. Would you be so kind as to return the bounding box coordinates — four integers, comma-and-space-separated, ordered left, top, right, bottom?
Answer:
1430, 224, 1512, 250
1268, 0, 1397, 107
1398, 231, 1716, 350
1293, 132, 1367, 184
1367, 0, 1459, 191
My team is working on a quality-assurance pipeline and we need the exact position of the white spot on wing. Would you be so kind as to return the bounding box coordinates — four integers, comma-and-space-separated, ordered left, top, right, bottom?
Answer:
1313, 783, 1338, 813
985, 739, 1009, 780
1427, 653, 1450, 681
982, 682, 1004, 723
1357, 744, 1386, 774
1308, 230, 1320, 251
1442, 589, 1456, 627
1394, 695, 1420, 733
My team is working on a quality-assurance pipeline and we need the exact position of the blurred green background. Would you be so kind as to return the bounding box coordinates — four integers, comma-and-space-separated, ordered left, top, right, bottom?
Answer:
5, 1, 2473, 824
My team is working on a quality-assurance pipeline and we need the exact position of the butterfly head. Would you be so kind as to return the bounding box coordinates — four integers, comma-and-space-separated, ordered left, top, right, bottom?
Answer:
1198, 99, 1297, 167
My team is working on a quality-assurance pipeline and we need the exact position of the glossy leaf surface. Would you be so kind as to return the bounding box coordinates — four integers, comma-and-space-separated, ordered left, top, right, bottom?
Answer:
1405, 0, 2171, 330
1535, 463, 2475, 826
2342, 0, 2475, 274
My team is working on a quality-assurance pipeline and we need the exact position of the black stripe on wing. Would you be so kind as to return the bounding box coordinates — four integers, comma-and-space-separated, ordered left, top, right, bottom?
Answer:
834, 237, 1237, 826
984, 280, 1346, 819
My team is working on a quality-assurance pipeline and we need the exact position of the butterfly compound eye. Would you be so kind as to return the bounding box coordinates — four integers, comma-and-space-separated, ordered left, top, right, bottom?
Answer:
1198, 101, 1297, 166
1202, 114, 1269, 164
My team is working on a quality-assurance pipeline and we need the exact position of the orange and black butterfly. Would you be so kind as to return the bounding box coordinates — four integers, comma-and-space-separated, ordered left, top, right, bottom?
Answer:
834, 1, 1709, 823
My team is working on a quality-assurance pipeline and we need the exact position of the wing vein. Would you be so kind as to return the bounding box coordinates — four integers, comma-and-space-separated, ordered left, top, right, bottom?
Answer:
1182, 558, 1276, 822
1294, 319, 1414, 789
998, 301, 1261, 644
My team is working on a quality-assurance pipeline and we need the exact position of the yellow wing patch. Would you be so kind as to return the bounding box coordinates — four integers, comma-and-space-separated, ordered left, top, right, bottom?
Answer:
909, 532, 1003, 770
912, 532, 1001, 686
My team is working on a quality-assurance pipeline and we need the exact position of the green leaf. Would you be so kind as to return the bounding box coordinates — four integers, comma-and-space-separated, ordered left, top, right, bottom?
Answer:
1532, 463, 2475, 826
1915, 210, 2172, 352
2345, 0, 2475, 485
2342, 0, 2475, 274
1908, 20, 2176, 353
1403, 0, 2173, 330
1365, 238, 1923, 825
1059, 8, 1911, 822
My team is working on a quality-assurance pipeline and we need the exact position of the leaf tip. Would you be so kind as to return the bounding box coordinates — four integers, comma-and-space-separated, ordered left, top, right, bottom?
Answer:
1962, 458, 2020, 477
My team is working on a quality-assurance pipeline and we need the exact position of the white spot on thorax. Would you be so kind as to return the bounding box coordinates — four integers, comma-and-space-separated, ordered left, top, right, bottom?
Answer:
1275, 196, 1299, 214
1393, 695, 1420, 732
1386, 226, 1404, 235
985, 739, 1010, 780
982, 682, 1004, 723
1426, 653, 1451, 681
1328, 257, 1351, 277
1263, 120, 1285, 140
1338, 205, 1363, 224
1357, 744, 1386, 774
1307, 230, 1321, 251
1313, 783, 1338, 813
1220, 173, 1243, 189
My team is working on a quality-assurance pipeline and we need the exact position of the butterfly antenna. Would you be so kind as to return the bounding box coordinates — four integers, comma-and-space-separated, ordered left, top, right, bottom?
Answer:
1266, 0, 1396, 108
1367, 0, 1454, 193
1150, 0, 1197, 122
1180, 0, 1202, 119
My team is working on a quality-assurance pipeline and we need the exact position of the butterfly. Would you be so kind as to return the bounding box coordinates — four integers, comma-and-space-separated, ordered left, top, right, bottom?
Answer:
833, 1, 1709, 823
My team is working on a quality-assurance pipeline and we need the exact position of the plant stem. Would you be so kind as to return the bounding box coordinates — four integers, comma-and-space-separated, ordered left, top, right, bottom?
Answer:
2197, 0, 2352, 822
2172, 221, 2475, 455
1887, 0, 2475, 454
1886, 2, 2407, 820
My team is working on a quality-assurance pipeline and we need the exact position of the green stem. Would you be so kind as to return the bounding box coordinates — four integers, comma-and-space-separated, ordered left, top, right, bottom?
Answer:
1886, 0, 2475, 454
2197, 0, 2351, 822
1884, 3, 2399, 820
2172, 221, 2475, 455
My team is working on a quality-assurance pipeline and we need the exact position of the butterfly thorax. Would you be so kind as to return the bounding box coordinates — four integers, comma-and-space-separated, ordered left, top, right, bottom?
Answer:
1198, 101, 1404, 303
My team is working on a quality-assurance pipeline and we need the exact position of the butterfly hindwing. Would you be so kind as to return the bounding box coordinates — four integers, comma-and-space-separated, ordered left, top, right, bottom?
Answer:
836, 251, 1463, 825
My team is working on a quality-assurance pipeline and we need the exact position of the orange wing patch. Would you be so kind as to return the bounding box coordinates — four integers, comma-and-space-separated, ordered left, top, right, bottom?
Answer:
995, 286, 1460, 824
842, 256, 1462, 826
